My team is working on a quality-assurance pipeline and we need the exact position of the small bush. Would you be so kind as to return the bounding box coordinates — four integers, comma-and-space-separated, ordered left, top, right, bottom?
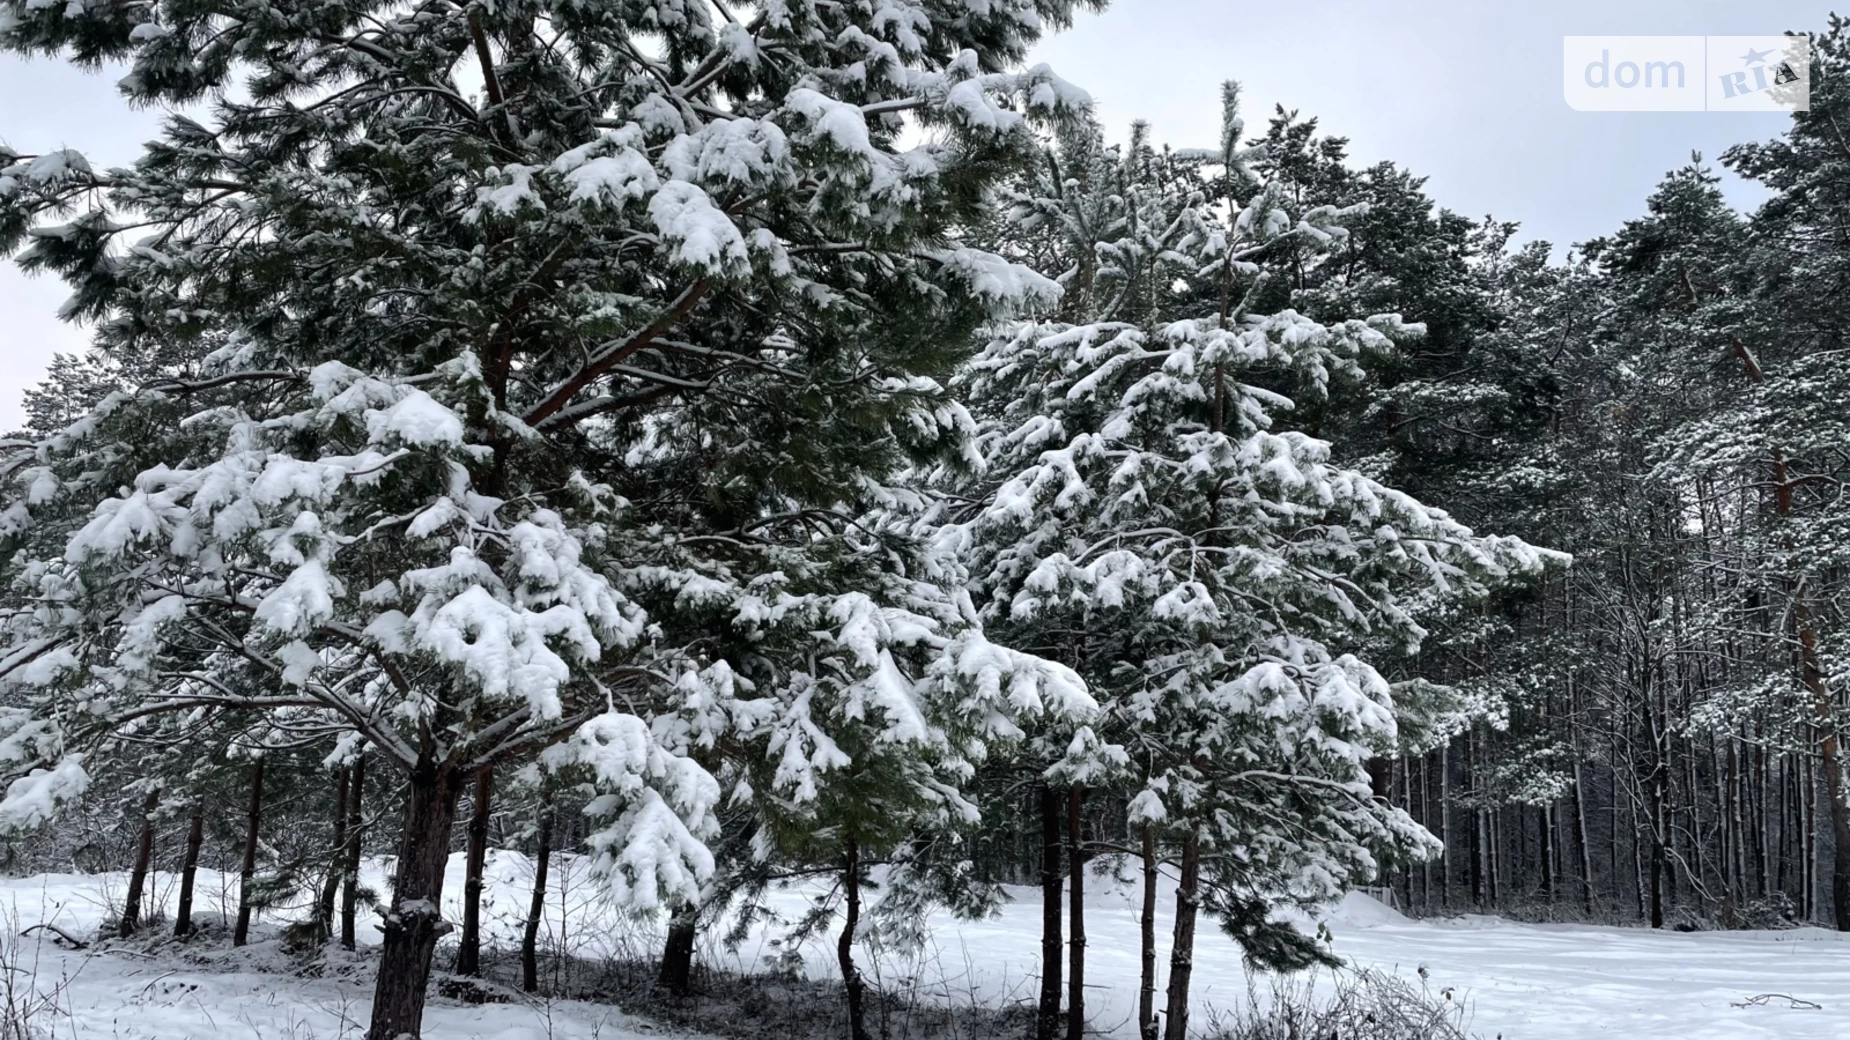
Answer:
1730, 894, 1799, 931
1206, 965, 1476, 1040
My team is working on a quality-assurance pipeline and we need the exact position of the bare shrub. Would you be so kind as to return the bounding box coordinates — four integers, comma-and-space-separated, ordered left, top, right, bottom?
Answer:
1206, 965, 1477, 1040
0, 904, 83, 1040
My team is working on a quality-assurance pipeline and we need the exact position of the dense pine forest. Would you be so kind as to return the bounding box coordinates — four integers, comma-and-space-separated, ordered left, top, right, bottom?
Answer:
2, 1, 1850, 1038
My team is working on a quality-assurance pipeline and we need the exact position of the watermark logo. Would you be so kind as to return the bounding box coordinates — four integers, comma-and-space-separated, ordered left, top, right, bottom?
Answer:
1564, 36, 1809, 111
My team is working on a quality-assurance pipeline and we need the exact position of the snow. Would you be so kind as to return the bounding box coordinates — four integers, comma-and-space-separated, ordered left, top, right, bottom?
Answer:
415, 584, 580, 715
11, 149, 89, 184
472, 164, 545, 217
561, 150, 659, 208
0, 756, 87, 829
66, 490, 168, 561
0, 864, 690, 1040
364, 389, 465, 448
944, 79, 1024, 133
0, 862, 1840, 1039
713, 876, 1850, 1040
648, 180, 748, 275
785, 89, 879, 159
661, 118, 790, 188
930, 246, 1061, 306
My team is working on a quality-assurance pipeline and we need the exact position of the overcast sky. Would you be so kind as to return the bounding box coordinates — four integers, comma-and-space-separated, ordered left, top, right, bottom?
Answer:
0, 0, 1841, 428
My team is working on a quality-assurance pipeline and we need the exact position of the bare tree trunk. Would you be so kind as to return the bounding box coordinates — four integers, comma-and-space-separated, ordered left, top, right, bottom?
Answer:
1468, 733, 1484, 905
174, 805, 203, 938
1067, 786, 1086, 1040
1631, 789, 1646, 922
1420, 753, 1433, 911
456, 766, 493, 976
1574, 760, 1595, 915
1542, 802, 1556, 907
1772, 758, 1783, 912
1650, 792, 1667, 929
1439, 743, 1451, 908
234, 759, 265, 947
522, 797, 553, 994
1735, 743, 1749, 908
1160, 832, 1201, 1040
838, 838, 870, 1040
1765, 734, 1779, 902
120, 788, 160, 938
341, 752, 366, 951
317, 766, 350, 939
1471, 804, 1486, 906
1806, 754, 1818, 922
1138, 823, 1158, 1040
1037, 786, 1063, 1040
1399, 756, 1417, 909
365, 760, 463, 1040
1488, 804, 1501, 905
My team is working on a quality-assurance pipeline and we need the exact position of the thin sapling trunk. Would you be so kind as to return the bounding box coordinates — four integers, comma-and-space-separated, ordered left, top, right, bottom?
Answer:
120, 787, 160, 938
233, 759, 265, 947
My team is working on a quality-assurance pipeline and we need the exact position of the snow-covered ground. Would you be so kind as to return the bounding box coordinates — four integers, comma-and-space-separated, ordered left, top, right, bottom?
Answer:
0, 856, 1843, 1039
734, 875, 1850, 1040
0, 862, 680, 1040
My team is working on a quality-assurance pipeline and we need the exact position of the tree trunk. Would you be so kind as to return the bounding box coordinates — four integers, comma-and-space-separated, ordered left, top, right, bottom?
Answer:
659, 906, 701, 996
1806, 754, 1818, 921
1471, 805, 1486, 906
1439, 744, 1451, 908
365, 761, 463, 1040
522, 797, 553, 994
1138, 823, 1158, 1040
1574, 759, 1595, 915
1632, 793, 1646, 922
838, 838, 870, 1040
1650, 789, 1666, 929
1037, 785, 1063, 1040
174, 805, 204, 938
317, 766, 350, 939
1067, 786, 1087, 1040
1419, 753, 1433, 911
1468, 734, 1484, 905
1542, 802, 1556, 907
341, 752, 366, 951
234, 759, 265, 947
1161, 833, 1201, 1040
1399, 757, 1417, 910
119, 787, 160, 938
456, 766, 493, 977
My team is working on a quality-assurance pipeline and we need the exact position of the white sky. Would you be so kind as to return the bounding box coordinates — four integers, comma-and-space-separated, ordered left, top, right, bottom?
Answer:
0, 0, 1839, 429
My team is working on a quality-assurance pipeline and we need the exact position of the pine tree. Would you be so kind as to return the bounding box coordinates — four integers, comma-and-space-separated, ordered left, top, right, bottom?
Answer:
0, 0, 1103, 1035
949, 86, 1558, 1039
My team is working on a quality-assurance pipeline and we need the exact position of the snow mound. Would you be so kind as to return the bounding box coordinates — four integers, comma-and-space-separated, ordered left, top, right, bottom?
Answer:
1323, 890, 1407, 929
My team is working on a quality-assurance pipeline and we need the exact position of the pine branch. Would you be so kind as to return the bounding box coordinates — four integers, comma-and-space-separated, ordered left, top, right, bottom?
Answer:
523, 280, 711, 431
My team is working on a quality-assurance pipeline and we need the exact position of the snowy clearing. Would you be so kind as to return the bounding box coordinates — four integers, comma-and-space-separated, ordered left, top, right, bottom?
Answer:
0, 858, 1841, 1039
730, 875, 1850, 1040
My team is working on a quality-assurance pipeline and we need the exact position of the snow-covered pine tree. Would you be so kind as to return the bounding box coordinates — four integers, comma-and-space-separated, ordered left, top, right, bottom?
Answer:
0, 0, 1102, 1034
1707, 25, 1850, 930
1217, 104, 1587, 915
962, 109, 1187, 1040
948, 85, 1559, 1040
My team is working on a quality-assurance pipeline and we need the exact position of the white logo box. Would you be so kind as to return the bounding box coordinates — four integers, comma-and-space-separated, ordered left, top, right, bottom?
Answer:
1563, 35, 1810, 112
